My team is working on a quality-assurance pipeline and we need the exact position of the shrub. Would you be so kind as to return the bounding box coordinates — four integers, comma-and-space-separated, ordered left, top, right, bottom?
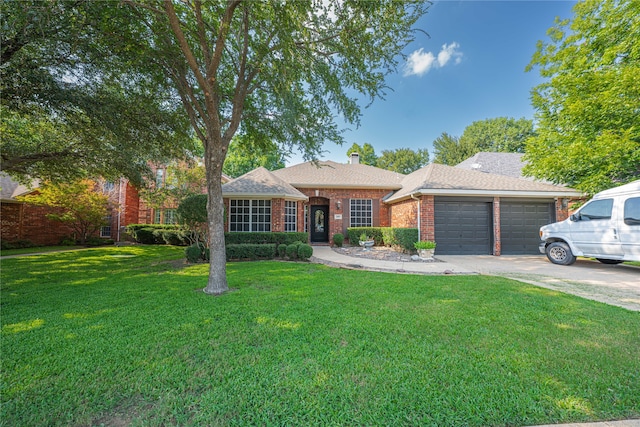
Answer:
333, 233, 344, 247
85, 237, 114, 247
133, 228, 157, 244
185, 244, 204, 263
278, 243, 287, 258
297, 244, 313, 260
1, 239, 35, 250
59, 237, 77, 246
286, 243, 299, 259
225, 232, 307, 246
160, 230, 188, 246
226, 244, 276, 260
394, 228, 419, 252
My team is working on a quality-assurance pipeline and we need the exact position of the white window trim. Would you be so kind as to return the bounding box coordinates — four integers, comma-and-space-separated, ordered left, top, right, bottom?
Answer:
350, 198, 373, 227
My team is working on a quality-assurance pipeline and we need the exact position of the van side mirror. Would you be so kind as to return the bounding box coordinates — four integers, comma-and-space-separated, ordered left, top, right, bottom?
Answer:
570, 214, 579, 222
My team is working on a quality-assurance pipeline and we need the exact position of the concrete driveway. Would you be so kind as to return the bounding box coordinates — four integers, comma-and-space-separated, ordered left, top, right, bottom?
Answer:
438, 254, 640, 312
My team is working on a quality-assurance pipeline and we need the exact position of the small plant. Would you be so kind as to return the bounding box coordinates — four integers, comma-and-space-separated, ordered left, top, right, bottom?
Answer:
333, 233, 344, 247
414, 240, 436, 250
185, 244, 204, 263
359, 233, 371, 242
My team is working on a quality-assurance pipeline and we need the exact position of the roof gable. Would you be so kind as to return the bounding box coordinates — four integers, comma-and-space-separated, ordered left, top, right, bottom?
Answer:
222, 167, 308, 200
271, 161, 404, 189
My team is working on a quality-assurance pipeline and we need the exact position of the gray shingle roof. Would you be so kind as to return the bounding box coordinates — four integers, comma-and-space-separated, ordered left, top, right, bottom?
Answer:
271, 160, 404, 189
0, 173, 37, 201
385, 163, 581, 203
222, 167, 308, 200
455, 152, 528, 179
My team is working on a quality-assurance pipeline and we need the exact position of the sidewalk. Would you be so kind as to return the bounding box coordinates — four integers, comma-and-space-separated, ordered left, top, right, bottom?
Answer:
310, 245, 476, 275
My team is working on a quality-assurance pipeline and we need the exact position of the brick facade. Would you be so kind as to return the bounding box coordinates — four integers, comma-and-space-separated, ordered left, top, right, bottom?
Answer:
1, 201, 76, 246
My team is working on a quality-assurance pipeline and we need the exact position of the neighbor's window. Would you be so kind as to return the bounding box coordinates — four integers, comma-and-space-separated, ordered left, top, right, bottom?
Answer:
103, 181, 115, 192
350, 199, 373, 227
164, 209, 177, 225
229, 200, 271, 232
101, 214, 112, 237
578, 199, 613, 220
154, 209, 162, 224
284, 201, 297, 232
155, 168, 164, 187
624, 197, 640, 225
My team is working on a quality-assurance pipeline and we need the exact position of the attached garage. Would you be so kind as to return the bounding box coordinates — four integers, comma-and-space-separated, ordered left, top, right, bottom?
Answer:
434, 198, 492, 255
500, 201, 555, 254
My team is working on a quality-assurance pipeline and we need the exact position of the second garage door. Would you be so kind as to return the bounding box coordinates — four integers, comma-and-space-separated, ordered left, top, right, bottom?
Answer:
434, 199, 492, 255
500, 201, 555, 254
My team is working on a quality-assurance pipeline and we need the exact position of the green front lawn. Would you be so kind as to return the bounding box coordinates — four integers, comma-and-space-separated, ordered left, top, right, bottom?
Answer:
2, 246, 638, 426
0, 245, 85, 257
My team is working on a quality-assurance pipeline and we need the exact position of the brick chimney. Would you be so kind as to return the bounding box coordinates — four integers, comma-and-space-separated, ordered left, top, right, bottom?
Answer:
350, 152, 360, 164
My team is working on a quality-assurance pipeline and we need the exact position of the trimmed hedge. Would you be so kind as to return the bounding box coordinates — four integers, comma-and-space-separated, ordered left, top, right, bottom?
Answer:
224, 232, 308, 246
333, 233, 344, 247
126, 224, 189, 246
226, 244, 276, 260
347, 227, 418, 252
297, 243, 313, 260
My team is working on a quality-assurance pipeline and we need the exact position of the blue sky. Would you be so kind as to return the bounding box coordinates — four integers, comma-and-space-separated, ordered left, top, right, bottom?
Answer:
287, 0, 577, 165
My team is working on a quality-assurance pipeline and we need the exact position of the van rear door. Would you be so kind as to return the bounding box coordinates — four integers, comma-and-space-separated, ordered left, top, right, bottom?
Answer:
570, 198, 623, 257
620, 196, 640, 260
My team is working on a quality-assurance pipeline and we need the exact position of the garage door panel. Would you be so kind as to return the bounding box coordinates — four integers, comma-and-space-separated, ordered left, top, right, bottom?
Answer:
501, 202, 554, 254
435, 200, 492, 255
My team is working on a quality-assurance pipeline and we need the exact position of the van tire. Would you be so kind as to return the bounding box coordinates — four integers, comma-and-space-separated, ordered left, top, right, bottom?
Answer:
546, 242, 576, 265
596, 258, 623, 265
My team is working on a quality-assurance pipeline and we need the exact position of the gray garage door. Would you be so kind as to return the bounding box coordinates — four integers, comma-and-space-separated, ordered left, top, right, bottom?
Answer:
434, 199, 492, 255
501, 201, 555, 254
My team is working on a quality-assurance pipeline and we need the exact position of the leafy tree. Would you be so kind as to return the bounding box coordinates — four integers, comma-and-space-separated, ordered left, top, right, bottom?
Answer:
432, 132, 478, 165
376, 148, 429, 174
223, 135, 286, 178
0, 1, 194, 184
17, 180, 110, 244
346, 143, 378, 166
114, 1, 429, 294
177, 194, 208, 248
139, 160, 207, 211
524, 0, 640, 194
461, 117, 535, 153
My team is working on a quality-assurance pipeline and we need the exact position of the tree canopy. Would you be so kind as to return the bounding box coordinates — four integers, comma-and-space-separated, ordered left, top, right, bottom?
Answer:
223, 135, 286, 178
524, 0, 640, 194
112, 0, 430, 294
346, 143, 378, 166
0, 1, 194, 184
432, 117, 533, 166
376, 148, 429, 174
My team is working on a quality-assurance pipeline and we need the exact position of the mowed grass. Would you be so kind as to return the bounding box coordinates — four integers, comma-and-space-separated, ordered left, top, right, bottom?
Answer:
1, 246, 639, 426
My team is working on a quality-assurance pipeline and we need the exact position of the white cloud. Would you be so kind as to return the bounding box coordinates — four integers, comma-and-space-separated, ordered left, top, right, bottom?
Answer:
404, 42, 462, 77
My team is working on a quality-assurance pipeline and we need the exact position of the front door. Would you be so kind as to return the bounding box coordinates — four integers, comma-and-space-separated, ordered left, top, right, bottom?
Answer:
310, 205, 329, 243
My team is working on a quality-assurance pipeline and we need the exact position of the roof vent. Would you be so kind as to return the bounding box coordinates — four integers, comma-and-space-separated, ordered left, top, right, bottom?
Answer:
350, 152, 360, 164
471, 163, 481, 170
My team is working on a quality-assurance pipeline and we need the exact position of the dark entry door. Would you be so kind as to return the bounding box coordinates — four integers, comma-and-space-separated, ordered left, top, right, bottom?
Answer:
310, 205, 329, 243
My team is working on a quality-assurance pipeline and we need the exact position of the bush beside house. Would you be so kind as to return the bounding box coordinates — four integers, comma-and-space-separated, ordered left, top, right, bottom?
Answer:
347, 227, 418, 252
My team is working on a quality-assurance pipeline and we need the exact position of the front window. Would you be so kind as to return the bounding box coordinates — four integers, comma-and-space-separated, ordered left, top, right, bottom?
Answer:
577, 199, 613, 221
155, 169, 164, 188
284, 201, 297, 232
229, 200, 271, 232
154, 209, 162, 224
350, 199, 373, 227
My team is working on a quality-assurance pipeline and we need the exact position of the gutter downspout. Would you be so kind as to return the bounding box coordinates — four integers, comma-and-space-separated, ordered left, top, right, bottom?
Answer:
411, 193, 421, 241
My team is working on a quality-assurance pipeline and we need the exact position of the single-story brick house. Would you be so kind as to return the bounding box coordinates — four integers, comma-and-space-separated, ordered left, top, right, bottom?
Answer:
222, 153, 581, 255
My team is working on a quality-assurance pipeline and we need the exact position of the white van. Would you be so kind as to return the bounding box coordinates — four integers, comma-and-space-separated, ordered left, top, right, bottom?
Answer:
539, 180, 640, 265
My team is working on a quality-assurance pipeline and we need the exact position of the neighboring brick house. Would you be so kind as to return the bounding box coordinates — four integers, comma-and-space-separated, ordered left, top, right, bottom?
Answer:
221, 153, 581, 255
0, 173, 138, 245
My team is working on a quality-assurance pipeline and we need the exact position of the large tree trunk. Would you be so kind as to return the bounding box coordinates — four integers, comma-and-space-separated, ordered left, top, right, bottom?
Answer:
203, 137, 229, 295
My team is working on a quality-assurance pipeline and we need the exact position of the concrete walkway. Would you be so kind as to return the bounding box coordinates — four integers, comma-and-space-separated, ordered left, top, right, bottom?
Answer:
310, 245, 476, 275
